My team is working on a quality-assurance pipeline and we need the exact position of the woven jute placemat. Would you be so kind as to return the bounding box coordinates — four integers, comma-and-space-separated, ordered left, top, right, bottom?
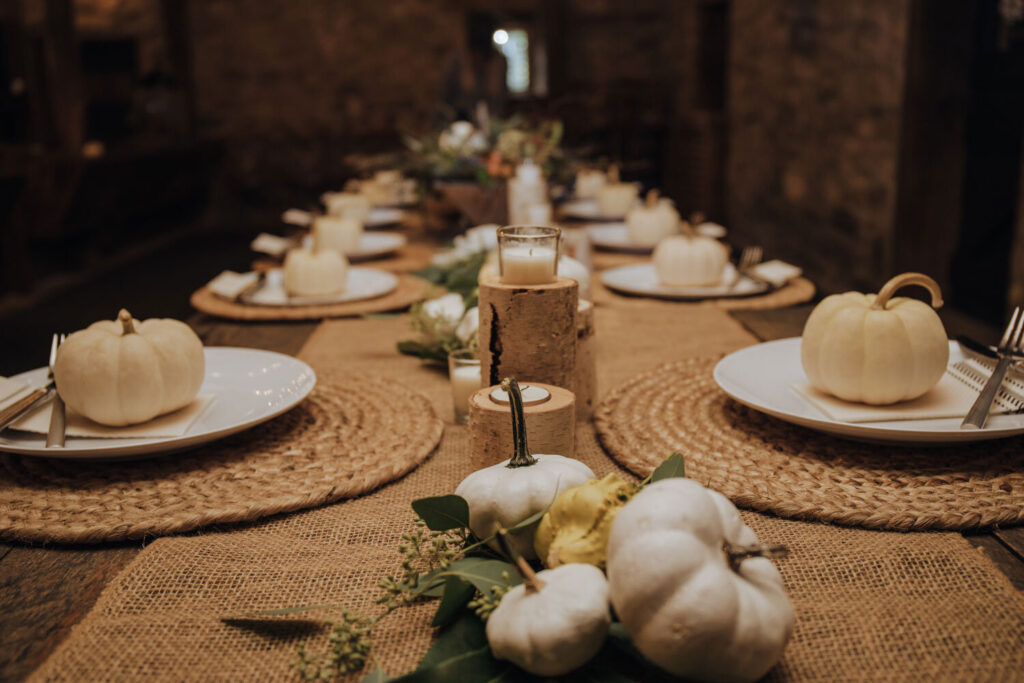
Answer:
0, 370, 443, 544
190, 273, 430, 320
30, 308, 1024, 681
592, 275, 816, 311
595, 356, 1024, 532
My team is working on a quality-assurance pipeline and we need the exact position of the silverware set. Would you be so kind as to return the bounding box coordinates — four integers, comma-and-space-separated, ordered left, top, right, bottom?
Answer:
961, 306, 1024, 429
729, 245, 764, 289
0, 333, 67, 447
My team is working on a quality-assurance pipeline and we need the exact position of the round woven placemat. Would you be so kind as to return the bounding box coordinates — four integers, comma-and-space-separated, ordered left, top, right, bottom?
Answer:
595, 356, 1024, 531
190, 274, 430, 321
0, 370, 444, 544
593, 277, 816, 311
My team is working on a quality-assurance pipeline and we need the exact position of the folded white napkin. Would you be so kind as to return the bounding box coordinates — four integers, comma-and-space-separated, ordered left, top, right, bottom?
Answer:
251, 233, 296, 258
282, 208, 314, 226
207, 271, 260, 300
791, 358, 1022, 423
0, 377, 30, 410
748, 260, 802, 287
8, 394, 215, 438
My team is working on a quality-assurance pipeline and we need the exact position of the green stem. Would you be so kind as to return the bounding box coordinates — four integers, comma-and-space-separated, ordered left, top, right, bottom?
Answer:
495, 529, 544, 593
502, 378, 537, 468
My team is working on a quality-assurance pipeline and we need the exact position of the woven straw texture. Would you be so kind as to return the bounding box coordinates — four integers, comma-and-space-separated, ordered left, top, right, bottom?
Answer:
0, 371, 443, 544
595, 357, 1024, 531
31, 308, 1024, 681
190, 273, 429, 320
592, 274, 816, 311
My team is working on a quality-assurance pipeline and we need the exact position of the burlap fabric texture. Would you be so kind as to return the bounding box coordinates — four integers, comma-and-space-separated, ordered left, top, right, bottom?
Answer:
31, 306, 1024, 681
0, 371, 443, 544
596, 356, 1024, 531
190, 273, 429, 320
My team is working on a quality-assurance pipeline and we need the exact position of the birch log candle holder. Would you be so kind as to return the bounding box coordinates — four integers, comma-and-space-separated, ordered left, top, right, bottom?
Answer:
468, 382, 576, 468
574, 299, 597, 421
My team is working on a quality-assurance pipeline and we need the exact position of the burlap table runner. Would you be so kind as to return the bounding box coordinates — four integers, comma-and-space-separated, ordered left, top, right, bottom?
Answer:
32, 306, 1024, 681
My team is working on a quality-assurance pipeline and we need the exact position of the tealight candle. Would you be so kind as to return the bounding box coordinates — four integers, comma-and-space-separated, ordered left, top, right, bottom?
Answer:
449, 351, 482, 425
497, 226, 561, 286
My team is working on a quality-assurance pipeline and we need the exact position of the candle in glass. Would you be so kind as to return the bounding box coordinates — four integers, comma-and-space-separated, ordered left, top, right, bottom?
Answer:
448, 350, 482, 425
497, 226, 561, 286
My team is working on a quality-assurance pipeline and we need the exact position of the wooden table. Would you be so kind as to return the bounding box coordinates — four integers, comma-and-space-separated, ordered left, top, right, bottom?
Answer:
1, 307, 1022, 681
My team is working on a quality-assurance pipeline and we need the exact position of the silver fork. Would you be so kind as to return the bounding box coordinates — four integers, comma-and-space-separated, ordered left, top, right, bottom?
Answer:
729, 246, 764, 288
961, 306, 1024, 429
46, 334, 67, 448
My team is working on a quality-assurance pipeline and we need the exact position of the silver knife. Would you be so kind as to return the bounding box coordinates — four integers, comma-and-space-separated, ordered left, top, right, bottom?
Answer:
46, 334, 66, 448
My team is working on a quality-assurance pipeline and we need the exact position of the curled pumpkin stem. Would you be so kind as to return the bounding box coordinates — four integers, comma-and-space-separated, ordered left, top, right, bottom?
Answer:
724, 542, 789, 572
607, 164, 620, 184
872, 272, 944, 310
644, 188, 659, 208
118, 309, 135, 335
496, 528, 545, 593
502, 378, 537, 468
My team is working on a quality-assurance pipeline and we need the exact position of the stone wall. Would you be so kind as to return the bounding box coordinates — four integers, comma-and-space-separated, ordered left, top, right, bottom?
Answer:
726, 0, 911, 294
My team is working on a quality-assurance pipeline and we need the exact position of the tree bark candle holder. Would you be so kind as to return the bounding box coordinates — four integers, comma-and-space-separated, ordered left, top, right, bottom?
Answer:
468, 382, 576, 469
478, 276, 579, 390
574, 299, 597, 421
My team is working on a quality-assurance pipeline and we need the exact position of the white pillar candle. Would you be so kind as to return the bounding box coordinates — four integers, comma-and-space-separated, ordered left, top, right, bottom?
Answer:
451, 363, 482, 423
500, 246, 558, 285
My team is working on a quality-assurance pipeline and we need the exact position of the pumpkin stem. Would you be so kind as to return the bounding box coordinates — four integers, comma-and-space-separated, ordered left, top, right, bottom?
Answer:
503, 378, 537, 468
689, 211, 705, 227
496, 528, 545, 593
679, 219, 695, 239
607, 164, 620, 184
118, 309, 135, 335
872, 272, 944, 310
724, 542, 789, 572
644, 188, 659, 208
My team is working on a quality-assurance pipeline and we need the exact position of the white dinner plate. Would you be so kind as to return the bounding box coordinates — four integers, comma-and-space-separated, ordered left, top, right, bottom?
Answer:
365, 207, 405, 228
601, 263, 770, 300
0, 348, 316, 459
241, 267, 397, 307
713, 338, 1024, 444
586, 223, 727, 253
561, 199, 637, 221
348, 232, 406, 260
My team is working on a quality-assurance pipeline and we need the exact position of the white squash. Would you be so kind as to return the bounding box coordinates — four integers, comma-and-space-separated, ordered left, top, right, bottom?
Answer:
487, 562, 611, 676
596, 165, 638, 217
574, 168, 607, 199
322, 191, 371, 222
653, 226, 730, 287
455, 378, 595, 559
54, 309, 205, 427
626, 190, 680, 246
312, 215, 363, 255
283, 240, 349, 297
801, 272, 949, 405
607, 478, 794, 683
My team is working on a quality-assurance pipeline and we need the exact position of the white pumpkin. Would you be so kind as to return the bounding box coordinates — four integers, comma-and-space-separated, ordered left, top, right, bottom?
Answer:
596, 165, 637, 217
283, 244, 348, 297
54, 309, 205, 427
607, 478, 794, 683
455, 379, 595, 559
653, 231, 729, 286
487, 563, 611, 676
574, 168, 607, 199
322, 191, 371, 222
627, 190, 680, 246
312, 215, 363, 255
801, 272, 949, 405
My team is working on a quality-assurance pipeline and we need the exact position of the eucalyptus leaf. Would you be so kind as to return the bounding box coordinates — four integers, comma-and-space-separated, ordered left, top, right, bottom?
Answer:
394, 646, 516, 683
430, 576, 476, 628
507, 504, 551, 533
650, 452, 686, 483
437, 557, 522, 595
416, 612, 488, 670
361, 665, 390, 683
411, 495, 470, 531
396, 340, 449, 363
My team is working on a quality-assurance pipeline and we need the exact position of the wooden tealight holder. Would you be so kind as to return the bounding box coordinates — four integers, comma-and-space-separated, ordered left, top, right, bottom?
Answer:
575, 299, 597, 421
468, 382, 575, 468
479, 276, 578, 390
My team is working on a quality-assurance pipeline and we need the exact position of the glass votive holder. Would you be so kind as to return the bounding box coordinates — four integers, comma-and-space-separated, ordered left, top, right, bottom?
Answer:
497, 225, 561, 285
448, 350, 482, 425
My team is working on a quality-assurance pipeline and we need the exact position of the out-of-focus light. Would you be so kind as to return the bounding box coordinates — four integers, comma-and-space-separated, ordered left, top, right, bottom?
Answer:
493, 29, 509, 45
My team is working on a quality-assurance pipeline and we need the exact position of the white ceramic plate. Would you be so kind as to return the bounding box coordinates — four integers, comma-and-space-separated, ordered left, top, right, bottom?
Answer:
587, 223, 727, 253
561, 199, 637, 221
365, 207, 405, 228
348, 232, 406, 260
601, 263, 770, 300
713, 338, 1024, 444
241, 267, 397, 307
0, 348, 316, 460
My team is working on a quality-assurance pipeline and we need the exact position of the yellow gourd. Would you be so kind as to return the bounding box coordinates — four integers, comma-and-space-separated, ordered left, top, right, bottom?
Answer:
801, 272, 949, 405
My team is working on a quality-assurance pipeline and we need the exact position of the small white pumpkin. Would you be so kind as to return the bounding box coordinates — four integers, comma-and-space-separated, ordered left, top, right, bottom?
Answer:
312, 215, 363, 255
283, 239, 349, 297
487, 562, 611, 676
627, 190, 680, 247
322, 191, 371, 222
455, 378, 595, 559
607, 478, 794, 683
54, 309, 205, 427
574, 168, 607, 199
596, 165, 638, 217
653, 224, 730, 287
801, 272, 949, 405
